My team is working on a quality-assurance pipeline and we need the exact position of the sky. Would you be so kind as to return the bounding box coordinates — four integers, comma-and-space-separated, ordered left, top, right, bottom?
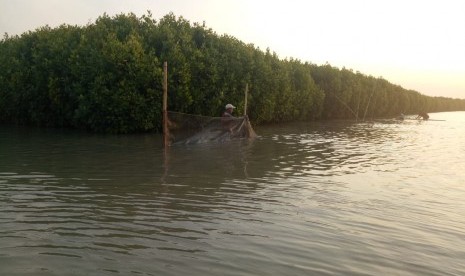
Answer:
1, 0, 464, 99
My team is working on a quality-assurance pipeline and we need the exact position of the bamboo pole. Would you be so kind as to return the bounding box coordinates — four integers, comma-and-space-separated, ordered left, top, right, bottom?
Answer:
362, 79, 377, 121
162, 61, 168, 148
244, 83, 248, 116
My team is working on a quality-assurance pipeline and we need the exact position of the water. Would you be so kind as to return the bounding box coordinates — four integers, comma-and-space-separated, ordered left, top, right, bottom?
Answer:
1, 112, 465, 275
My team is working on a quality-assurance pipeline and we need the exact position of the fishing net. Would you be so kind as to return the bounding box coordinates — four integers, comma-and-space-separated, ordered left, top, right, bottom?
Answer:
166, 111, 257, 145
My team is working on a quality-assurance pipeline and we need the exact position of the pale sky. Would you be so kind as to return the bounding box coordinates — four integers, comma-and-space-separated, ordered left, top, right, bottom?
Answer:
1, 0, 464, 99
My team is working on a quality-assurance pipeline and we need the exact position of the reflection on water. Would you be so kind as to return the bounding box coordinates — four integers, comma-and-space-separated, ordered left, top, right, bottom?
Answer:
1, 112, 465, 275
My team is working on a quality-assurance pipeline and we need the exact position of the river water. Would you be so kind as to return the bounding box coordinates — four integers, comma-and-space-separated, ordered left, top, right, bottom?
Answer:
1, 111, 465, 276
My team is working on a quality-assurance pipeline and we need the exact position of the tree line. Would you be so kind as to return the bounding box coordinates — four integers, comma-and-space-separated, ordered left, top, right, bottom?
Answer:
1, 12, 464, 133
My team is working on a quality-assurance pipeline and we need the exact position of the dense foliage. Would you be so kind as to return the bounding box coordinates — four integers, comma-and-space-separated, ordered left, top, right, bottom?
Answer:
1, 13, 464, 133
309, 64, 465, 120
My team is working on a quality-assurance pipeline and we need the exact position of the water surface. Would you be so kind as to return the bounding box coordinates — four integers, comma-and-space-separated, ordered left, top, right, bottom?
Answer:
1, 112, 465, 275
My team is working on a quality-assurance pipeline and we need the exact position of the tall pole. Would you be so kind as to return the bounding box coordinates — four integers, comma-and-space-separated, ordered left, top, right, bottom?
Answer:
244, 83, 248, 116
163, 61, 168, 148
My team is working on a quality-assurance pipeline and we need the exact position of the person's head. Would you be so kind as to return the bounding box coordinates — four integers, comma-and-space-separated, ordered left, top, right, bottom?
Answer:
225, 103, 236, 112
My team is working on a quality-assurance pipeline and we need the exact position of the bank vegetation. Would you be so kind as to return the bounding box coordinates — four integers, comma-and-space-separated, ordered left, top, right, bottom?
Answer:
1, 13, 464, 133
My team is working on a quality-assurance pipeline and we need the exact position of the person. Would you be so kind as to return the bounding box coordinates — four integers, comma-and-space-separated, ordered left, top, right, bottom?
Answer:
221, 104, 237, 134
222, 103, 236, 118
416, 112, 429, 120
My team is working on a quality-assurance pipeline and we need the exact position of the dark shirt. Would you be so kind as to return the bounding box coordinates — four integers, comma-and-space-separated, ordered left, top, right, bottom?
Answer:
222, 111, 234, 118
221, 111, 235, 132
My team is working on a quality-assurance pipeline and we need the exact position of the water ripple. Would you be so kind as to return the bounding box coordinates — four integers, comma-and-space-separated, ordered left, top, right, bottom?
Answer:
2, 113, 465, 275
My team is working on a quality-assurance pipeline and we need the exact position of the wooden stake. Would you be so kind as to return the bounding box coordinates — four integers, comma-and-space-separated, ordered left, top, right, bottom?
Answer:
244, 83, 248, 116
162, 61, 168, 148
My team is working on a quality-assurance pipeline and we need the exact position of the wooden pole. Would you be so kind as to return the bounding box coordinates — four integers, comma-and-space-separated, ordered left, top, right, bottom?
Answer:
362, 79, 377, 121
162, 61, 168, 148
244, 83, 248, 116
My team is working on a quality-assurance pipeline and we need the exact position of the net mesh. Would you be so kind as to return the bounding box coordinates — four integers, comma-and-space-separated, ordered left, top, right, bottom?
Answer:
166, 111, 257, 145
